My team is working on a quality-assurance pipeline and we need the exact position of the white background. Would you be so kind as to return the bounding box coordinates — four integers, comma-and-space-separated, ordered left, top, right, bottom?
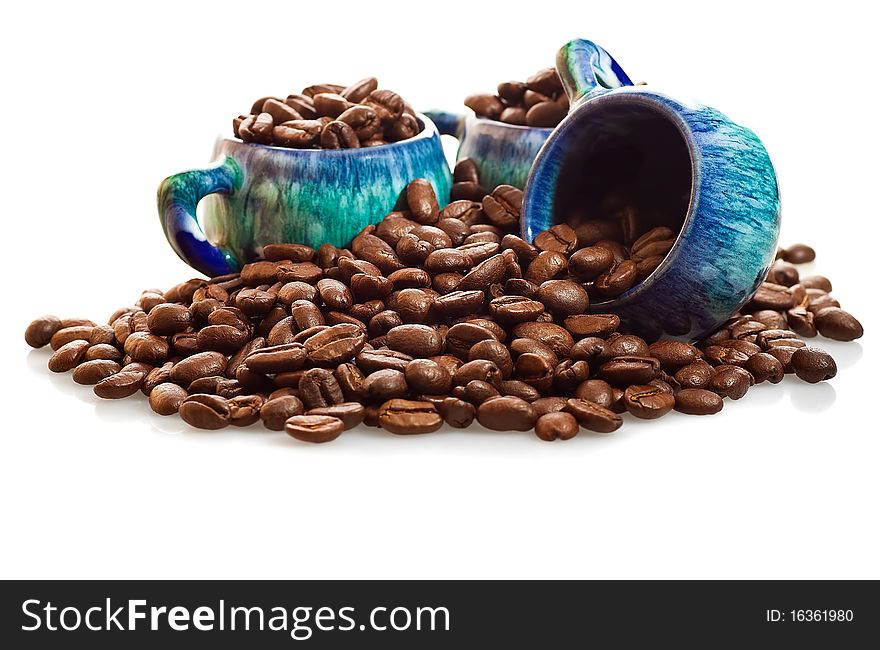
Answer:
1, 1, 877, 579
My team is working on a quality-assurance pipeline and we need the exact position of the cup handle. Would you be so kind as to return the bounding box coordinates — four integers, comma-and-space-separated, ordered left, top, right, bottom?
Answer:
556, 39, 634, 104
157, 157, 242, 277
423, 110, 465, 138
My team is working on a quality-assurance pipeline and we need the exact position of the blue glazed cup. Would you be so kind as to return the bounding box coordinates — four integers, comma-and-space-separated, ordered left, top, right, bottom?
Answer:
522, 39, 781, 341
424, 111, 553, 190
157, 114, 452, 277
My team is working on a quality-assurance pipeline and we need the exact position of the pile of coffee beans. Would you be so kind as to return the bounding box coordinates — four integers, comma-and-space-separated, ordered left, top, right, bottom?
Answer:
234, 78, 421, 149
465, 68, 569, 128
26, 162, 863, 443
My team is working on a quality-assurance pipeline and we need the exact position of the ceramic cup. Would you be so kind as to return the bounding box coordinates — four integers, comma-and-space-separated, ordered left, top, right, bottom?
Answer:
424, 111, 554, 191
522, 39, 781, 341
157, 114, 452, 277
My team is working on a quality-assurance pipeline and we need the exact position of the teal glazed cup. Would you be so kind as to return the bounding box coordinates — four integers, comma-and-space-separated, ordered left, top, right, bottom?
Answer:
522, 39, 781, 341
158, 114, 452, 277
424, 112, 553, 191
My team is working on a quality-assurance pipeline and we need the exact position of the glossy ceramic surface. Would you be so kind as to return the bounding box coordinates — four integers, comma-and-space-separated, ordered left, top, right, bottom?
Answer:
158, 114, 452, 277
522, 39, 781, 341
426, 110, 552, 190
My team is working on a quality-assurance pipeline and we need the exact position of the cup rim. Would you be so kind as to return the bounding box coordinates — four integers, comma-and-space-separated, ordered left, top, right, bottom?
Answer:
523, 88, 699, 309
465, 111, 556, 134
223, 111, 440, 154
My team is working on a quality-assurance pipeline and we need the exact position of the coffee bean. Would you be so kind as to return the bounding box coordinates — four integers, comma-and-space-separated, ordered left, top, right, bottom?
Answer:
594, 260, 637, 298
476, 396, 536, 431
303, 323, 366, 365
673, 360, 715, 389
535, 411, 579, 441
73, 359, 121, 385
361, 369, 409, 402
285, 414, 345, 443
47, 339, 90, 372
94, 370, 145, 399
299, 368, 343, 409
385, 324, 444, 358
536, 280, 589, 316
708, 366, 753, 400
623, 384, 675, 419
179, 394, 230, 430
564, 398, 622, 433
511, 322, 573, 357
149, 383, 188, 416
406, 179, 440, 225
25, 315, 62, 348
50, 325, 94, 350
813, 307, 863, 341
239, 113, 274, 144
170, 352, 227, 386
526, 101, 567, 127
378, 399, 443, 434
438, 397, 475, 428
245, 343, 307, 374
647, 340, 701, 372
782, 243, 816, 264
260, 395, 306, 430
791, 347, 837, 383
306, 403, 365, 430
674, 388, 723, 415
405, 359, 452, 394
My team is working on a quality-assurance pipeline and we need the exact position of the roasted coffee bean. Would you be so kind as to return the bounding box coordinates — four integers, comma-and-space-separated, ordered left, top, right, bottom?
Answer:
385, 324, 443, 358
25, 315, 62, 348
406, 179, 440, 225
526, 101, 567, 127
703, 345, 751, 366
742, 352, 784, 384
463, 380, 500, 404
239, 113, 274, 144
598, 356, 659, 386
188, 376, 242, 398
534, 224, 578, 254
303, 323, 366, 365
476, 396, 536, 431
94, 370, 145, 399
85, 343, 123, 363
572, 379, 612, 408
553, 360, 590, 391
361, 369, 409, 402
306, 403, 365, 430
338, 105, 382, 141
623, 384, 675, 419
791, 347, 837, 383
594, 260, 638, 298
179, 394, 230, 429
244, 343, 307, 374
437, 397, 475, 428
525, 251, 568, 284
378, 399, 443, 434
227, 394, 265, 427
285, 414, 345, 443
445, 323, 497, 360
674, 388, 723, 415
170, 352, 227, 386
674, 360, 715, 389
405, 359, 452, 395
149, 383, 188, 416
341, 77, 378, 103
813, 307, 863, 341
782, 243, 816, 264
262, 98, 302, 124
464, 93, 504, 119
123, 332, 169, 364
72, 359, 121, 385
647, 340, 701, 372
299, 368, 343, 409
47, 339, 90, 372
532, 396, 568, 417
536, 280, 589, 316
511, 322, 573, 357
468, 339, 513, 378
50, 325, 94, 350
562, 314, 618, 339
146, 303, 192, 335
534, 411, 579, 441
564, 398, 623, 433
260, 395, 305, 430
708, 366, 753, 400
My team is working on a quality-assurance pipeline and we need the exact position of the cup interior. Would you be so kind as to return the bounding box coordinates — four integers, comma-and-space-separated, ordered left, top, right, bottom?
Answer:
551, 100, 693, 256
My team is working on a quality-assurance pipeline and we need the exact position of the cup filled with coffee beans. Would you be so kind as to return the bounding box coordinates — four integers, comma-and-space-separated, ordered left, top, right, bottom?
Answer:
426, 42, 633, 191
520, 39, 781, 341
158, 78, 452, 277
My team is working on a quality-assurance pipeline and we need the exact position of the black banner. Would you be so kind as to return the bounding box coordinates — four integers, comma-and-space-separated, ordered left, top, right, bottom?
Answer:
1, 580, 876, 647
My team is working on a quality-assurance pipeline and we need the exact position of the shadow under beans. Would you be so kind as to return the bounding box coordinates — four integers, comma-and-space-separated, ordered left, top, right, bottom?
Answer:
788, 381, 837, 413
817, 340, 863, 369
